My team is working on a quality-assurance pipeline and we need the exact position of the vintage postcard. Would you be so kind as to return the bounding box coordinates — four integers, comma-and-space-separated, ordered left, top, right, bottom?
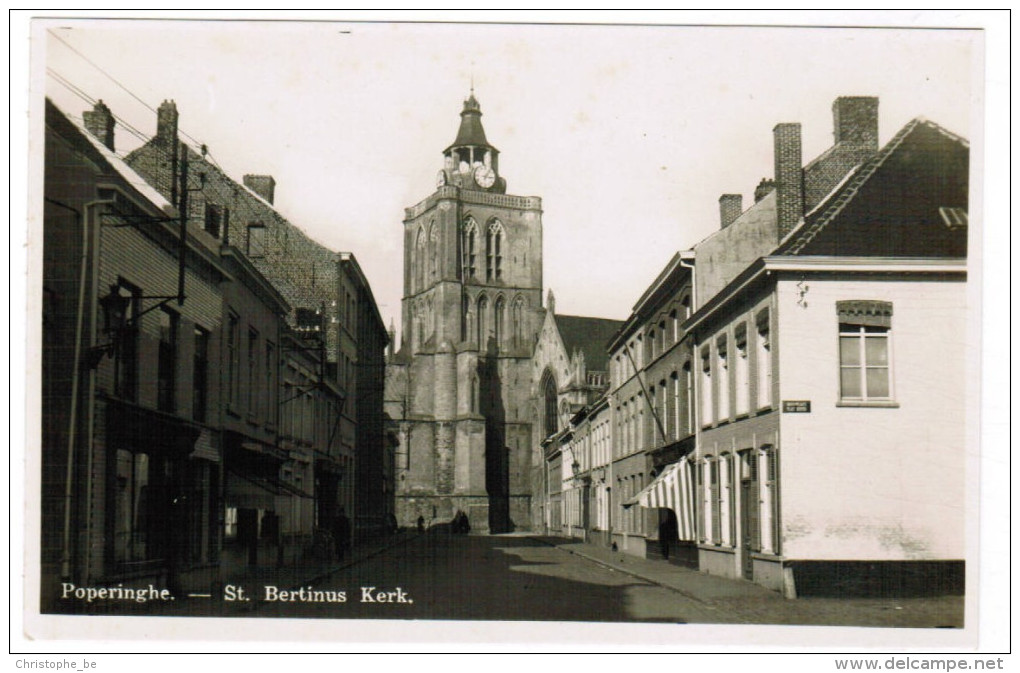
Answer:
16, 12, 1004, 654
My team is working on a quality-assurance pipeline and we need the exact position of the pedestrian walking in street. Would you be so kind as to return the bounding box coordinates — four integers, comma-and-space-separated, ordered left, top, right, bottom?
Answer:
333, 508, 351, 561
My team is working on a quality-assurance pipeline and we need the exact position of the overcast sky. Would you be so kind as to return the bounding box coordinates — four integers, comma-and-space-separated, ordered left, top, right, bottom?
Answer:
38, 18, 978, 336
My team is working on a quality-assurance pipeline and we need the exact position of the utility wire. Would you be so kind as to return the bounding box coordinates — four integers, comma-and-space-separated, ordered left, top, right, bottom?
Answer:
48, 29, 209, 151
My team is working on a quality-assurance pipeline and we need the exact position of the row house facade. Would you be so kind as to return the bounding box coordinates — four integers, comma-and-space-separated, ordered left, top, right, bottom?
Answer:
604, 253, 696, 560
684, 101, 968, 597
124, 100, 390, 541
41, 97, 390, 611
537, 96, 969, 600
42, 99, 228, 608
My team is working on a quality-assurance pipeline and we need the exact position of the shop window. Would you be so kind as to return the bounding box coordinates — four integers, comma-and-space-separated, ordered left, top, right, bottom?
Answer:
113, 449, 169, 564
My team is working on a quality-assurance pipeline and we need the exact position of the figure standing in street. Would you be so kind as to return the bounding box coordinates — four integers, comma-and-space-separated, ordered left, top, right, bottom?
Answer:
333, 508, 351, 561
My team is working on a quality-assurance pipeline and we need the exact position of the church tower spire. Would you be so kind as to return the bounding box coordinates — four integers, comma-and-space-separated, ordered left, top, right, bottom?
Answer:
437, 91, 505, 193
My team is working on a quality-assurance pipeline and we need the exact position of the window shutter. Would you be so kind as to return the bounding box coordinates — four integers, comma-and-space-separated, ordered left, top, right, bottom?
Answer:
710, 460, 721, 544
748, 452, 761, 552
769, 447, 780, 555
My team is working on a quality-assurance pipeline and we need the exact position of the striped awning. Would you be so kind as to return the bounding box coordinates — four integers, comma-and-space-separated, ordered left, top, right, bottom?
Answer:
623, 459, 697, 541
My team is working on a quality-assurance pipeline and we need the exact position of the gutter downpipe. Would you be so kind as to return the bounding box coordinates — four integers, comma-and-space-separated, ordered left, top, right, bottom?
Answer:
82, 199, 114, 585
45, 198, 82, 581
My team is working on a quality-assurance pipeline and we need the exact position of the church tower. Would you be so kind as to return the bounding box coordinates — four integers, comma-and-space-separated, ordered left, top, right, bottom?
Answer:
387, 92, 544, 533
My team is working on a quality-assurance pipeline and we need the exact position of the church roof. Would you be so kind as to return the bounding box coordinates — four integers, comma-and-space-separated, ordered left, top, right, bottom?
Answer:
446, 93, 495, 152
554, 315, 624, 373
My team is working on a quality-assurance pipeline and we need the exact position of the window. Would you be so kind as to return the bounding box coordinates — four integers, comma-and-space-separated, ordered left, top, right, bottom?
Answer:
265, 341, 276, 425
670, 309, 679, 343
717, 336, 729, 422
112, 282, 140, 401
227, 313, 239, 408
247, 328, 258, 416
838, 301, 893, 402
157, 308, 178, 412
511, 296, 524, 347
415, 227, 426, 290
204, 203, 226, 239
756, 312, 772, 409
543, 373, 557, 438
700, 349, 712, 427
462, 218, 478, 279
735, 325, 749, 416
114, 449, 169, 563
428, 222, 438, 279
494, 296, 506, 347
683, 361, 693, 436
247, 223, 266, 257
477, 295, 489, 347
193, 327, 209, 422
486, 220, 504, 280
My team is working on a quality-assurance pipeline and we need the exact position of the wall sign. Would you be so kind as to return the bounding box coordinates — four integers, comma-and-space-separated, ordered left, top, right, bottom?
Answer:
782, 400, 811, 413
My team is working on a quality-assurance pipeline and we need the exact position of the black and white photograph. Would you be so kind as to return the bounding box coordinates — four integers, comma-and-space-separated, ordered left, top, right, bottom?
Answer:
14, 10, 1008, 658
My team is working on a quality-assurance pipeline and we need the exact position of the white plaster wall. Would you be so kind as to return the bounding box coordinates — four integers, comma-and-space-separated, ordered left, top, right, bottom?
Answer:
775, 275, 967, 560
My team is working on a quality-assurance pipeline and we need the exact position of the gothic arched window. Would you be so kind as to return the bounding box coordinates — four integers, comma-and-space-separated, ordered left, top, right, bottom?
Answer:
477, 295, 489, 347
542, 371, 558, 438
415, 227, 427, 291
511, 295, 525, 347
462, 218, 478, 280
428, 222, 439, 279
494, 295, 506, 347
487, 220, 504, 281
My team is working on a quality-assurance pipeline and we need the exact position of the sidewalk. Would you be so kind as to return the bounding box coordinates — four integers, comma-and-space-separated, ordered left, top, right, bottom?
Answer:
530, 536, 779, 605
529, 535, 965, 627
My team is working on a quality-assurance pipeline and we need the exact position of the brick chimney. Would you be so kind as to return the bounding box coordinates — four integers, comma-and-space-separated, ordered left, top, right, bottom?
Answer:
156, 100, 178, 147
754, 178, 775, 203
833, 96, 879, 150
244, 175, 276, 205
83, 100, 115, 151
773, 123, 803, 240
718, 194, 743, 229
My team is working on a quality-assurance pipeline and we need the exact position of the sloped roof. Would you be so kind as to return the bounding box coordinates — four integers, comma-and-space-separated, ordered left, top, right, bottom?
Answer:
446, 94, 495, 152
778, 118, 969, 258
554, 315, 624, 373
47, 98, 174, 213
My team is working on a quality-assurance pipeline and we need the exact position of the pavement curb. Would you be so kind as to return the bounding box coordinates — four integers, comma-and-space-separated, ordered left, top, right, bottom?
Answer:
527, 536, 720, 611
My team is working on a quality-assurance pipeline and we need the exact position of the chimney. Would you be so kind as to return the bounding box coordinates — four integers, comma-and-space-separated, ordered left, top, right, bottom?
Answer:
83, 100, 115, 151
244, 175, 276, 205
155, 100, 179, 147
754, 178, 775, 203
833, 96, 878, 151
773, 123, 804, 239
718, 194, 743, 229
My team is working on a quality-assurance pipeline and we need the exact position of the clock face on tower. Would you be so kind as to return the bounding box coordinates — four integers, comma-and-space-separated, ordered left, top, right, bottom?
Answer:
473, 164, 496, 189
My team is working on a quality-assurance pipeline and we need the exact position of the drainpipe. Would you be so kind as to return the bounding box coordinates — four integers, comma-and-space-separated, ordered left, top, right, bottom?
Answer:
82, 199, 113, 584
55, 198, 113, 581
